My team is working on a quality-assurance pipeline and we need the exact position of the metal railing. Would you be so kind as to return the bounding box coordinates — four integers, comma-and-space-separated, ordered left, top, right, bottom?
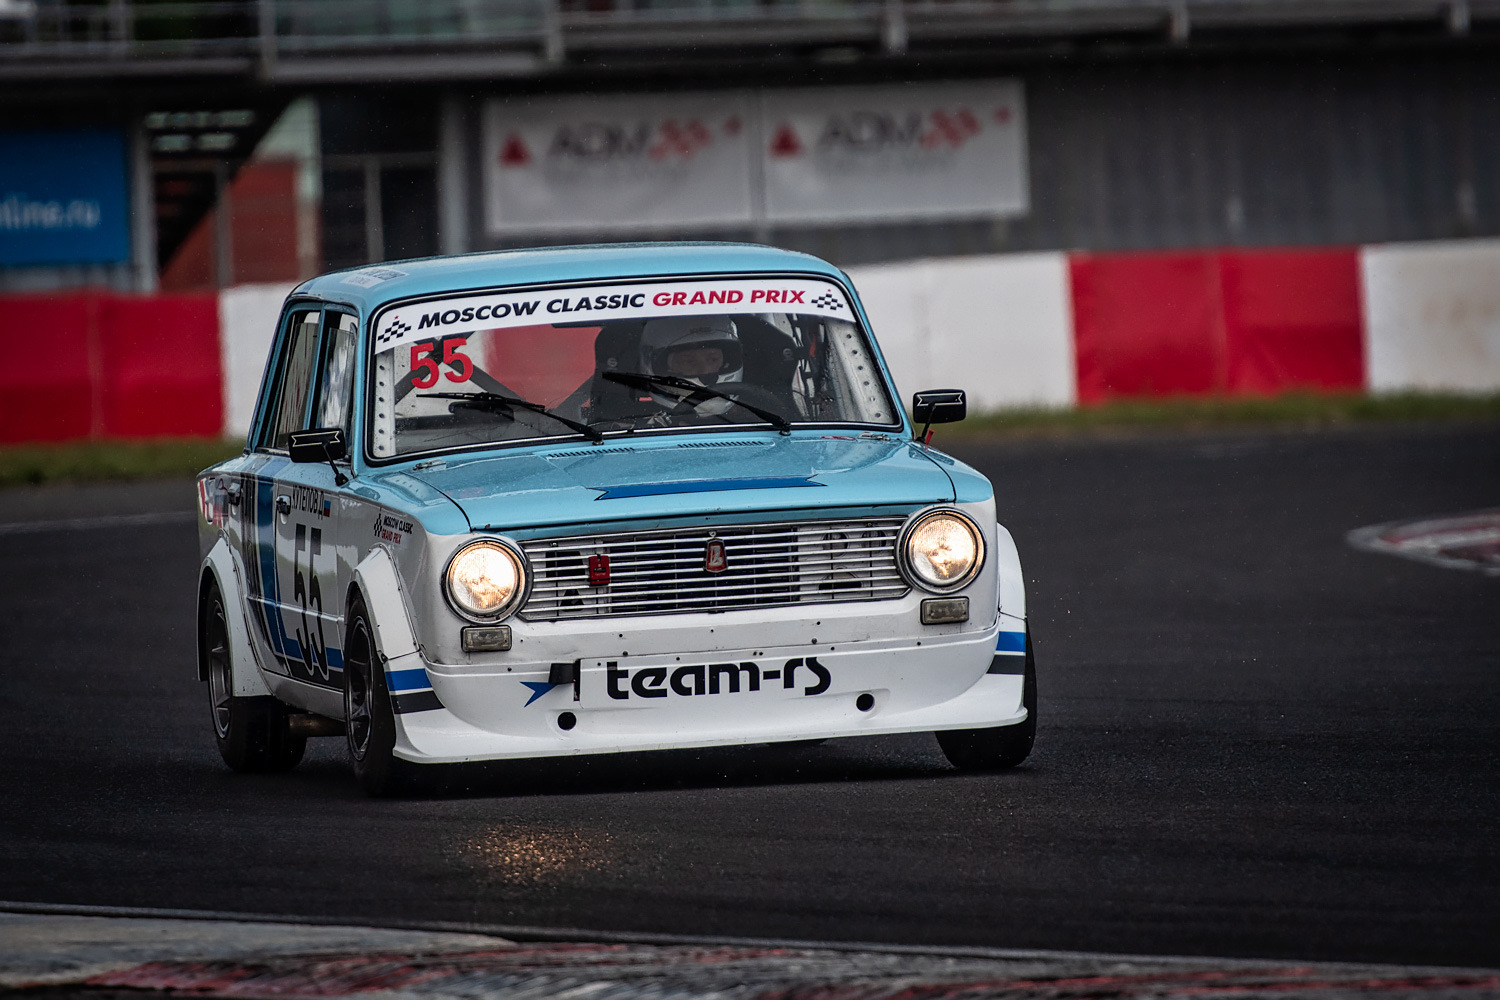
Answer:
0, 0, 1488, 77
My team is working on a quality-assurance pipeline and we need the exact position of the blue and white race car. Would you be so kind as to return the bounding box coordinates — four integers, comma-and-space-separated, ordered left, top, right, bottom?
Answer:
195, 243, 1035, 794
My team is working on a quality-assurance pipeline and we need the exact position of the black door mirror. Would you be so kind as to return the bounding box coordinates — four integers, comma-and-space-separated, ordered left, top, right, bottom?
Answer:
288, 427, 347, 464
912, 389, 967, 426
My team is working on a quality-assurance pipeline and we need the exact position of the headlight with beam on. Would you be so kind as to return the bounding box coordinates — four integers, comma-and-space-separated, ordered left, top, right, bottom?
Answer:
445, 540, 528, 621
902, 509, 984, 592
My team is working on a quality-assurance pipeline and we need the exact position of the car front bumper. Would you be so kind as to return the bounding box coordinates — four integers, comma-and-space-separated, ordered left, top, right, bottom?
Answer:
389, 614, 1028, 763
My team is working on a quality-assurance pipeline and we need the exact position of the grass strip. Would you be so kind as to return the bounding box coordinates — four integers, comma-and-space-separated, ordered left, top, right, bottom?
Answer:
937, 391, 1500, 441
0, 438, 245, 488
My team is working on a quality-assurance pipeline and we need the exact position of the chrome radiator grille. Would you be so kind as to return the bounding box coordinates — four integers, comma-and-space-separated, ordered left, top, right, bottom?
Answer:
519, 516, 909, 621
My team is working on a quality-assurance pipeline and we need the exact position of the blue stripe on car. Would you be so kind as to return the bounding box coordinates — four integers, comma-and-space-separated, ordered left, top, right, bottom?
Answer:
254, 476, 301, 664
386, 667, 431, 692
996, 631, 1027, 653
987, 629, 1028, 675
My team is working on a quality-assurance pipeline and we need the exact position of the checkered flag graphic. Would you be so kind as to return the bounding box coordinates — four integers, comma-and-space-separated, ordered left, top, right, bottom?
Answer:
809, 292, 845, 312
377, 318, 411, 345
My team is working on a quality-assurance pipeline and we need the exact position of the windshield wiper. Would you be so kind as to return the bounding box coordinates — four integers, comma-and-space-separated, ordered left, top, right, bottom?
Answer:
419, 392, 604, 444
602, 371, 792, 434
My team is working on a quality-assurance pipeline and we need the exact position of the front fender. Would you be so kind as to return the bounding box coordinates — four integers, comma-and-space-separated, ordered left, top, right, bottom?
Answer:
994, 522, 1026, 620
199, 538, 273, 698
352, 546, 443, 761
351, 546, 420, 660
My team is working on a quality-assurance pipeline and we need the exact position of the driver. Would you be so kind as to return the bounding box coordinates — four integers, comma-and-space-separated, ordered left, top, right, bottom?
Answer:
638, 315, 744, 419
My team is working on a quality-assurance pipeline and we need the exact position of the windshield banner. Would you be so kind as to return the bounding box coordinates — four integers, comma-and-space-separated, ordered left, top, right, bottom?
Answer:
373, 277, 853, 353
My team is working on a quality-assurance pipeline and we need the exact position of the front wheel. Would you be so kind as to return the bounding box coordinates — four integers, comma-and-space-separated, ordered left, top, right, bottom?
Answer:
343, 595, 433, 796
201, 583, 305, 772
936, 628, 1037, 771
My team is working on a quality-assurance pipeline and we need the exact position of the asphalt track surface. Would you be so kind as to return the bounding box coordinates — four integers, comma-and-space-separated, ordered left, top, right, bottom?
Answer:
1, 424, 1497, 969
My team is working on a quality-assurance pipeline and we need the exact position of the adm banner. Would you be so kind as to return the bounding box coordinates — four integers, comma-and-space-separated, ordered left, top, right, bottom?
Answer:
0, 129, 131, 266
483, 92, 755, 236
761, 81, 1027, 224
482, 81, 1027, 236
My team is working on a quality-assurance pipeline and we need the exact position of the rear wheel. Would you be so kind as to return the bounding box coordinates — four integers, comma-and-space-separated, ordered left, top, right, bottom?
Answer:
201, 583, 305, 772
344, 596, 431, 796
936, 629, 1037, 771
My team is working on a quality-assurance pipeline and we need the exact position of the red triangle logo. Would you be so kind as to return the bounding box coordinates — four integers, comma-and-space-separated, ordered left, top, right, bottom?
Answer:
499, 134, 531, 167
770, 124, 803, 158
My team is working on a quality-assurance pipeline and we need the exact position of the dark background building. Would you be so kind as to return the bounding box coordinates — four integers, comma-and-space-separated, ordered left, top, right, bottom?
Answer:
3, 0, 1499, 289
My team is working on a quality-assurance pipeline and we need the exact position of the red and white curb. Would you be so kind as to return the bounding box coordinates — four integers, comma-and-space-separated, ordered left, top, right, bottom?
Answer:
4, 904, 1498, 1000
1348, 509, 1500, 576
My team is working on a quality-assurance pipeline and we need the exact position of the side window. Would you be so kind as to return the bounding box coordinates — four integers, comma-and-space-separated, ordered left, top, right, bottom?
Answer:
314, 313, 359, 434
264, 309, 322, 451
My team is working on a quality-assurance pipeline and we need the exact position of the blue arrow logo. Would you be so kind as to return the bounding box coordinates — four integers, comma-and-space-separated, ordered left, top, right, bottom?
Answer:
521, 681, 559, 707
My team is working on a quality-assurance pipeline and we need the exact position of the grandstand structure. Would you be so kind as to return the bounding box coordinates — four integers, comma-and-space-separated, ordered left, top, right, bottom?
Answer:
3, 0, 1499, 288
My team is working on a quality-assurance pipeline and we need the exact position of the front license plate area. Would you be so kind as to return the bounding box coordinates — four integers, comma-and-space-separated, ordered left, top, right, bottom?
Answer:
580, 653, 833, 709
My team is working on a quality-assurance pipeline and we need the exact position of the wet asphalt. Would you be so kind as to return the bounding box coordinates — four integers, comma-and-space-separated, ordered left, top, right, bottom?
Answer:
1, 423, 1496, 967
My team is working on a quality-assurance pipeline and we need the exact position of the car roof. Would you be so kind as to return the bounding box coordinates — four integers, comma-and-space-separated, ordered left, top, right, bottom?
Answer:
293, 242, 848, 314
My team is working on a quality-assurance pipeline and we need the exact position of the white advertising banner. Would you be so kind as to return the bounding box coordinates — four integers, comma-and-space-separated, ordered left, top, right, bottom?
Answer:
483, 92, 755, 236
760, 81, 1028, 224
481, 80, 1028, 237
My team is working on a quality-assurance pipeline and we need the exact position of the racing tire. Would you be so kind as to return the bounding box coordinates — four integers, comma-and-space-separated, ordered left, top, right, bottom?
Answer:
936, 629, 1037, 772
201, 584, 306, 773
343, 595, 433, 797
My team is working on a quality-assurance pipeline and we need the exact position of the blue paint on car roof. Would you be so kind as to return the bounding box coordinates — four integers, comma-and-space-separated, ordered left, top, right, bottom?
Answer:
293, 242, 849, 313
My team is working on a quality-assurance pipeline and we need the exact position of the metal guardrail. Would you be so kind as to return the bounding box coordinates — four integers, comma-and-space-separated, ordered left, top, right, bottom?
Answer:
0, 0, 1488, 79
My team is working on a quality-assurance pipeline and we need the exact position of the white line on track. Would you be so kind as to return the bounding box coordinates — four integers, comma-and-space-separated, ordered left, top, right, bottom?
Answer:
0, 511, 195, 537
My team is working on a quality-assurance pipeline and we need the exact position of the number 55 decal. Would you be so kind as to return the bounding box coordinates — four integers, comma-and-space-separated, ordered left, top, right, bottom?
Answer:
410, 337, 473, 388
294, 523, 330, 681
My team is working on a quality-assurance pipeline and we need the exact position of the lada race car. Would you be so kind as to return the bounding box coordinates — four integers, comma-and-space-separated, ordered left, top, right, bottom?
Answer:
196, 243, 1036, 795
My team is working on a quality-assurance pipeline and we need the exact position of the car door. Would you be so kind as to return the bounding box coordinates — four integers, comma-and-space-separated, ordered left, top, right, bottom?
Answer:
267, 310, 359, 692
239, 303, 320, 681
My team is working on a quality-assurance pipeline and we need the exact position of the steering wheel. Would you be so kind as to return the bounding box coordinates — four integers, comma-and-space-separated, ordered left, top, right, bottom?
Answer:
668, 381, 791, 423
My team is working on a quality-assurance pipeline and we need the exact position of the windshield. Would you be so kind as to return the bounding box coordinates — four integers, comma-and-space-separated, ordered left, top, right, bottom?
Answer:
368, 276, 898, 459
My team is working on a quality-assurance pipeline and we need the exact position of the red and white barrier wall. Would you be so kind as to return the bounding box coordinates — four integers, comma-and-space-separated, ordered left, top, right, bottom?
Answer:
1361, 239, 1500, 393
0, 291, 224, 444
853, 240, 1500, 409
3, 240, 1499, 445
218, 282, 297, 438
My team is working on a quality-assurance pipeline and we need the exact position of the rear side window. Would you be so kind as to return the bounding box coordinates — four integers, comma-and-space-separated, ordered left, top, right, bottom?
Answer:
262, 308, 322, 451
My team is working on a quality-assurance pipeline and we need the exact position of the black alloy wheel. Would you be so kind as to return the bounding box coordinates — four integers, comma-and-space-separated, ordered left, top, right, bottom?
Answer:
936, 627, 1038, 771
343, 595, 431, 796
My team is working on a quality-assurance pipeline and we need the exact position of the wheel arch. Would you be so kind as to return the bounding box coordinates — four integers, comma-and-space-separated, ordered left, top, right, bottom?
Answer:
198, 539, 274, 698
350, 546, 420, 662
994, 521, 1026, 621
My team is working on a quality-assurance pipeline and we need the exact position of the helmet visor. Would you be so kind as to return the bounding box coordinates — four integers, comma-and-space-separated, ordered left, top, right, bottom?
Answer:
648, 339, 744, 382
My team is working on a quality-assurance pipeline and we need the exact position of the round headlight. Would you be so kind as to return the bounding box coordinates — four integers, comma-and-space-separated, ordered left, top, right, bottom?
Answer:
445, 540, 526, 620
903, 509, 984, 592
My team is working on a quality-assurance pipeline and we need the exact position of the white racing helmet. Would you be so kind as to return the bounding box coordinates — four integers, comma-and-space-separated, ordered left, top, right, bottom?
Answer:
639, 315, 743, 415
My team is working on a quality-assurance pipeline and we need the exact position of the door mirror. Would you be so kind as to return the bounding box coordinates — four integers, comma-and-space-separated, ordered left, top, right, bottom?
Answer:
288, 427, 347, 464
912, 389, 967, 426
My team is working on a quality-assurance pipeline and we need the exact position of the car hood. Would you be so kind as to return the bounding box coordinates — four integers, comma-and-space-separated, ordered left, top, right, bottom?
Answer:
395, 434, 957, 532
